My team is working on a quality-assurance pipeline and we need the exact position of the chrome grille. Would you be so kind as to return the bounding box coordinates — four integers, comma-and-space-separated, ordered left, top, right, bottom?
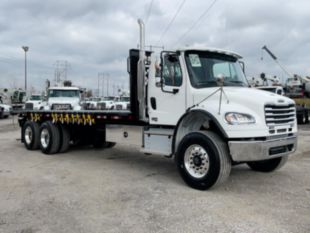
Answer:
116, 104, 123, 110
51, 104, 71, 110
265, 104, 295, 126
97, 102, 106, 110
25, 103, 34, 110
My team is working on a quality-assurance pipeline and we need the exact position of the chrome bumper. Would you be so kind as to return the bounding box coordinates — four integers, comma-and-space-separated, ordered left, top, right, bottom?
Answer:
228, 136, 297, 162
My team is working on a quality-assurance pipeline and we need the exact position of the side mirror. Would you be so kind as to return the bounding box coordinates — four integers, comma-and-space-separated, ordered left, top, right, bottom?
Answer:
159, 51, 180, 94
216, 74, 225, 86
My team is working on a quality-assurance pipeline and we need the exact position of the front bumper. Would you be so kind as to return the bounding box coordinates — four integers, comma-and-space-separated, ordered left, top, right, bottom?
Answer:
228, 135, 297, 162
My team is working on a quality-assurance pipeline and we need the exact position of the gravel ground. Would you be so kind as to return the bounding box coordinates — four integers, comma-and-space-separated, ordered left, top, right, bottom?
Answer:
0, 117, 309, 233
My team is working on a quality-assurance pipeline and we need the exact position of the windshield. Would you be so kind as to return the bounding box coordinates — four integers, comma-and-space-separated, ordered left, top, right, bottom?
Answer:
185, 51, 248, 88
48, 90, 80, 98
30, 95, 41, 101
120, 97, 130, 102
90, 97, 101, 101
104, 96, 115, 101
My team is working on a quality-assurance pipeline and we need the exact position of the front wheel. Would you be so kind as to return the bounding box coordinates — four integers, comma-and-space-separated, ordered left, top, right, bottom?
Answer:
175, 131, 231, 190
247, 156, 288, 172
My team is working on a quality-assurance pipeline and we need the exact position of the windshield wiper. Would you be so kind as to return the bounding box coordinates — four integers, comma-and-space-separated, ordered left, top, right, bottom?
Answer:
224, 80, 246, 86
226, 80, 243, 83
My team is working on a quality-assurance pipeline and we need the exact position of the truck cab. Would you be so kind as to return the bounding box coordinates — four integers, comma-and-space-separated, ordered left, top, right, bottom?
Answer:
97, 96, 116, 110
25, 94, 43, 110
114, 96, 130, 110
43, 86, 82, 111
127, 42, 297, 189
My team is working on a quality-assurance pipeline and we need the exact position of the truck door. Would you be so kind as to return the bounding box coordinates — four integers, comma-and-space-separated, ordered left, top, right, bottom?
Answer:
148, 52, 186, 125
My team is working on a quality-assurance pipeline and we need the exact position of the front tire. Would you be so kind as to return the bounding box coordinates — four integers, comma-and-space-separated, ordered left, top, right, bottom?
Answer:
247, 155, 288, 172
175, 131, 231, 190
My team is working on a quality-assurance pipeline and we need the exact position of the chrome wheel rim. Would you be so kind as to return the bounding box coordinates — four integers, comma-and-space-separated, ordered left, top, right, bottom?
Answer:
184, 144, 210, 179
40, 128, 50, 149
24, 126, 33, 145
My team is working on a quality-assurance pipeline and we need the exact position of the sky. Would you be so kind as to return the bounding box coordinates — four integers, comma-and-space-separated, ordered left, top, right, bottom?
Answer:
0, 0, 309, 94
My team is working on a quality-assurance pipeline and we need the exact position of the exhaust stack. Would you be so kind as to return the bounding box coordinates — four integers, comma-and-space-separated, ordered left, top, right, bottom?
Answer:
137, 19, 145, 60
136, 19, 147, 121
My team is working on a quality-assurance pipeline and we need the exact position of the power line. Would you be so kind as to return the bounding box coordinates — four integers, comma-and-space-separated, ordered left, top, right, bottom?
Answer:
145, 0, 155, 24
157, 0, 187, 45
175, 0, 219, 45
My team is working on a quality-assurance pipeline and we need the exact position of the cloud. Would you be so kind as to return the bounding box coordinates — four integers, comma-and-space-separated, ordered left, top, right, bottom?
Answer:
0, 0, 309, 92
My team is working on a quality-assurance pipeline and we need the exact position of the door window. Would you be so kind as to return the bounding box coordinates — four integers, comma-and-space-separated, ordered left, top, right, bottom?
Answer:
162, 55, 182, 86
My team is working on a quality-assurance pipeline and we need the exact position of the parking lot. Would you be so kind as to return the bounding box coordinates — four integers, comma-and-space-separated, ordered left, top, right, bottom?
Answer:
0, 117, 309, 233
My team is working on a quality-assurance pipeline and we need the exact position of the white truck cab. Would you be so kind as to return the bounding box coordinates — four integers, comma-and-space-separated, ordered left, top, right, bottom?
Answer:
145, 46, 295, 135
25, 94, 44, 110
97, 96, 116, 110
114, 96, 130, 110
43, 86, 82, 111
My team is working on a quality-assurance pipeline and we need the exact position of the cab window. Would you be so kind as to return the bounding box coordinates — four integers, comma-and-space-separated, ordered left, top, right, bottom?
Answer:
162, 55, 182, 86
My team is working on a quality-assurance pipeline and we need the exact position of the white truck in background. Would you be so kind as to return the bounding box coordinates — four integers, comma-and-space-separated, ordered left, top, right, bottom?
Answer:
0, 88, 27, 110
24, 94, 44, 110
97, 96, 116, 110
114, 96, 130, 110
42, 86, 82, 111
18, 19, 297, 190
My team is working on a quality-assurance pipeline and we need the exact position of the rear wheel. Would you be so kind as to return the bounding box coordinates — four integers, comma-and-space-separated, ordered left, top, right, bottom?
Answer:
22, 121, 40, 150
175, 131, 231, 190
247, 156, 288, 172
39, 121, 60, 155
58, 124, 70, 153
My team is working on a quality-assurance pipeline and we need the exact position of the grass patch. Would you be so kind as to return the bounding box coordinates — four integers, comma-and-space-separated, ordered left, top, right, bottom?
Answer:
294, 98, 310, 107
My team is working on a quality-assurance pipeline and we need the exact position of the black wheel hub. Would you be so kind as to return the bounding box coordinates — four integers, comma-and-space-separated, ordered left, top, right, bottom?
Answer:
193, 155, 202, 166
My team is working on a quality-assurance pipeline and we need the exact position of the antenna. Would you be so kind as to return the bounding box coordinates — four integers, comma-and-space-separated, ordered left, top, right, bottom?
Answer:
187, 75, 229, 115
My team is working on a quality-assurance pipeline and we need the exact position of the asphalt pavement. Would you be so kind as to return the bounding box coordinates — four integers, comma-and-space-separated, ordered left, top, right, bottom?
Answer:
0, 117, 309, 233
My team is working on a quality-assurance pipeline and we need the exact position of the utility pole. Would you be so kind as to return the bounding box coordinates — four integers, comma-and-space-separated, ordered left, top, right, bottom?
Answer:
97, 73, 100, 97
54, 60, 70, 85
22, 46, 29, 92
97, 72, 104, 97
106, 73, 110, 97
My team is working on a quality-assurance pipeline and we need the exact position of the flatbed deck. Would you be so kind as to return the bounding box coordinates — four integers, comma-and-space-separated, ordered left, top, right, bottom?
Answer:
16, 109, 145, 126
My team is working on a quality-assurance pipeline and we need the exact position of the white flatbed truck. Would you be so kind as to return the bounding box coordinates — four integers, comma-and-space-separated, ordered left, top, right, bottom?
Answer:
17, 20, 297, 190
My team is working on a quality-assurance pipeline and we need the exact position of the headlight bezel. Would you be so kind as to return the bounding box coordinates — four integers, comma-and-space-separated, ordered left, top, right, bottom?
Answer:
225, 112, 256, 125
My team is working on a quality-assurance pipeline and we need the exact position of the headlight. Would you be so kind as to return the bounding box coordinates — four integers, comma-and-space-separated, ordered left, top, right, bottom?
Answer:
225, 112, 255, 125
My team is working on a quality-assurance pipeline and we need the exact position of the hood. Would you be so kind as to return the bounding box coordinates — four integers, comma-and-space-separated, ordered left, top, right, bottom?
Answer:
0, 104, 12, 111
193, 87, 294, 112
191, 87, 296, 138
26, 100, 42, 104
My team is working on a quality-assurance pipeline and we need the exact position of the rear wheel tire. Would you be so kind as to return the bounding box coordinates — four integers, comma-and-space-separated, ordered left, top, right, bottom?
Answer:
22, 121, 40, 150
247, 155, 288, 172
175, 131, 231, 190
58, 124, 70, 153
39, 121, 60, 155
